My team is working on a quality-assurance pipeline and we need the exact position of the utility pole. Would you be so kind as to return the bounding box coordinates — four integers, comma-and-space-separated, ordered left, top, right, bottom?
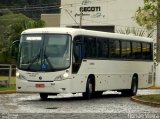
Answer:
79, 11, 83, 28
59, 7, 79, 26
156, 0, 160, 86
157, 1, 160, 62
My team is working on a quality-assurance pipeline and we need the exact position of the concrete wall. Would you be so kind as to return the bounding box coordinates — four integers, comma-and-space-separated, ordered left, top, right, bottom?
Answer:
41, 14, 60, 27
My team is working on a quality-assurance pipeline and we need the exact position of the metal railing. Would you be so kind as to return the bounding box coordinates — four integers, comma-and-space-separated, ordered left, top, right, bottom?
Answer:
0, 64, 16, 87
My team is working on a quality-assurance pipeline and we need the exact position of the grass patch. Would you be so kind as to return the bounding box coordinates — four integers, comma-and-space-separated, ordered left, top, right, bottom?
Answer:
136, 95, 160, 103
0, 76, 16, 91
0, 85, 16, 91
0, 76, 16, 84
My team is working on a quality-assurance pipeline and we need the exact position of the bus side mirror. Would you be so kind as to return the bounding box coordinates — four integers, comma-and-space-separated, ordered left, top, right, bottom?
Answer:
10, 40, 20, 60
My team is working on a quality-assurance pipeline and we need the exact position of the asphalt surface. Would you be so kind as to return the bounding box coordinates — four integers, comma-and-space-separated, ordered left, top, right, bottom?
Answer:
0, 89, 160, 119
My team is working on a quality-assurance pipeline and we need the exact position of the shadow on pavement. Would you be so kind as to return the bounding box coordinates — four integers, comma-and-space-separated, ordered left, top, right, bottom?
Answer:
38, 93, 128, 102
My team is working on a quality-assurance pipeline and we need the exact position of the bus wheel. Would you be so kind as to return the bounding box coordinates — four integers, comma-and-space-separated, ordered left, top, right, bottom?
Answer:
121, 76, 138, 96
129, 76, 138, 96
83, 78, 93, 100
40, 93, 48, 100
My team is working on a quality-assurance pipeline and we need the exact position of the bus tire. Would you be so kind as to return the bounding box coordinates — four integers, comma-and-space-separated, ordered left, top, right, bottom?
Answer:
129, 76, 138, 96
121, 76, 138, 96
82, 78, 93, 100
40, 93, 48, 100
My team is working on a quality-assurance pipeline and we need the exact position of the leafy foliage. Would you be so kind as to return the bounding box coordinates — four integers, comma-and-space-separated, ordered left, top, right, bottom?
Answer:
0, 13, 44, 64
134, 0, 160, 62
134, 0, 158, 29
116, 27, 154, 38
0, 1, 59, 64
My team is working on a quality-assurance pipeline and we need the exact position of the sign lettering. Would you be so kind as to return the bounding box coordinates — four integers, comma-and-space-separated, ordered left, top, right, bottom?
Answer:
80, 6, 101, 12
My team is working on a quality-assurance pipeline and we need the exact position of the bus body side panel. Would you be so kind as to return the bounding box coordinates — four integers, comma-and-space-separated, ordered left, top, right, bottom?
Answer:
77, 59, 154, 91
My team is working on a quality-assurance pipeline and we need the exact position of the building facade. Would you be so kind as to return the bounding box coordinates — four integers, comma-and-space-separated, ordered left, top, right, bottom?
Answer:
41, 14, 60, 27
60, 0, 144, 32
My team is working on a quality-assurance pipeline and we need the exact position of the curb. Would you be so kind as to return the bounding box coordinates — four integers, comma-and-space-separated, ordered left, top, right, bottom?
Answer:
131, 96, 160, 107
149, 86, 160, 89
0, 90, 16, 94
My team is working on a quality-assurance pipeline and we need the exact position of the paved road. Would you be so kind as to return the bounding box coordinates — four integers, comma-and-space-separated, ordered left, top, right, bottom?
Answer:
0, 89, 160, 119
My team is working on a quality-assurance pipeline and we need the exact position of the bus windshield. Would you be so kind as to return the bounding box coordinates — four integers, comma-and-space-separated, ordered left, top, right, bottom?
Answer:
18, 34, 71, 72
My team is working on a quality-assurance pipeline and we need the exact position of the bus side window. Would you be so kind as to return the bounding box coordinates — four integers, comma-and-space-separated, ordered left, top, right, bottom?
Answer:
84, 36, 97, 58
97, 38, 109, 58
73, 36, 83, 62
121, 41, 127, 58
72, 36, 83, 73
142, 43, 152, 60
109, 39, 120, 58
132, 42, 142, 59
126, 41, 132, 58
121, 41, 131, 59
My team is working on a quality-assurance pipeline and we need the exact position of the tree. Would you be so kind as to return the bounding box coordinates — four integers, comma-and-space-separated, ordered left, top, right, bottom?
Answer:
8, 19, 44, 43
134, 0, 160, 62
134, 0, 160, 86
0, 13, 44, 64
134, 0, 157, 29
116, 27, 154, 38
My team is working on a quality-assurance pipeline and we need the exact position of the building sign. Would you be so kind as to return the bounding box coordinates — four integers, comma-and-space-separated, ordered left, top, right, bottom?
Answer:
75, 0, 105, 20
60, 0, 148, 36
61, 0, 107, 26
79, 6, 101, 12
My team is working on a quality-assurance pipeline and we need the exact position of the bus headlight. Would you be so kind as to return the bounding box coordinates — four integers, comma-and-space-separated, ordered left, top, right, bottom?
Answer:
54, 73, 69, 81
63, 72, 69, 78
16, 72, 20, 77
16, 72, 27, 80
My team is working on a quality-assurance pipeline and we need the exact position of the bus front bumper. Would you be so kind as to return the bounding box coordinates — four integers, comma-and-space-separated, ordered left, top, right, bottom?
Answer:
16, 79, 73, 93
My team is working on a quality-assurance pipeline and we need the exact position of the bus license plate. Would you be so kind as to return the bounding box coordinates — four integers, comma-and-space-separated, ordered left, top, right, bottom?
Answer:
35, 84, 45, 88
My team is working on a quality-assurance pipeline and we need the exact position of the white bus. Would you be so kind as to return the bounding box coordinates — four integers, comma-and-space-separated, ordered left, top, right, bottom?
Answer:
16, 27, 154, 100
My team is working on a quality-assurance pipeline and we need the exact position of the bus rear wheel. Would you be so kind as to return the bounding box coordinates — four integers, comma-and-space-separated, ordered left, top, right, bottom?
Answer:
121, 76, 138, 96
82, 78, 93, 100
129, 76, 138, 96
40, 93, 48, 100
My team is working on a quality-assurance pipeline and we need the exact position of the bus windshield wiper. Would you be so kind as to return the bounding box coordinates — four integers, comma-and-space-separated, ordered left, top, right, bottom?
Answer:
43, 50, 55, 71
27, 49, 41, 70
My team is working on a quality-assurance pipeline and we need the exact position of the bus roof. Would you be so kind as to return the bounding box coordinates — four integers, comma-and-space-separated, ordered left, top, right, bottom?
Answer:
22, 27, 153, 42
